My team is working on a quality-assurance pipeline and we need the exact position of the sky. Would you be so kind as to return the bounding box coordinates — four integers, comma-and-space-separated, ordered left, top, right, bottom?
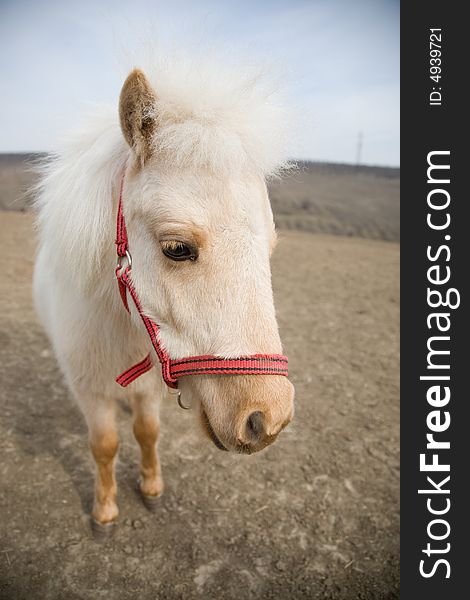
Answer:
0, 0, 399, 166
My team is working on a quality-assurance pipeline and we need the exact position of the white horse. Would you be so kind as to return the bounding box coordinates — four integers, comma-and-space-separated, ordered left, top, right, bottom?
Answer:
33, 56, 294, 530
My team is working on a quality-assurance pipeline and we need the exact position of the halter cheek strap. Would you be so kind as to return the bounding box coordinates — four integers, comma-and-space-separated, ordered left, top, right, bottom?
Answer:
114, 178, 289, 389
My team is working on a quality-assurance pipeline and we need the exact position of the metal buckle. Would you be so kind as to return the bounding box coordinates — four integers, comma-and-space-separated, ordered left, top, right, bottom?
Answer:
167, 387, 191, 410
116, 250, 132, 272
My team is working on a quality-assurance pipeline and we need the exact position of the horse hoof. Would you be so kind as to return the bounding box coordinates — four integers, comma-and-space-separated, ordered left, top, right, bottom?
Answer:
136, 477, 163, 511
141, 493, 162, 512
90, 517, 117, 540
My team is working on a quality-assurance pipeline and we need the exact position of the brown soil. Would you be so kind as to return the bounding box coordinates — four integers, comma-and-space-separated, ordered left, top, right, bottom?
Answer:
0, 211, 399, 599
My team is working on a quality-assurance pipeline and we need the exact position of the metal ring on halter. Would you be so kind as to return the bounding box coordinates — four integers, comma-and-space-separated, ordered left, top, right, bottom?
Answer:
176, 391, 191, 410
167, 387, 191, 410
117, 250, 132, 271
178, 393, 191, 410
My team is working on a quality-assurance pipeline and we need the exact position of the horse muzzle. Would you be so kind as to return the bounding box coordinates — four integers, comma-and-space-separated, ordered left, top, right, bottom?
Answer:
198, 375, 294, 454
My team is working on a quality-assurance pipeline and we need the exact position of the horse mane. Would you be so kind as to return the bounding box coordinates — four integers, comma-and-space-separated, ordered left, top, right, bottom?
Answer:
140, 53, 291, 177
33, 53, 291, 289
33, 110, 128, 291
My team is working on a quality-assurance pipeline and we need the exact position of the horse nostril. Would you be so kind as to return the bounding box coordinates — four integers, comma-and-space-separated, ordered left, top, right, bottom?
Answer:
246, 411, 265, 442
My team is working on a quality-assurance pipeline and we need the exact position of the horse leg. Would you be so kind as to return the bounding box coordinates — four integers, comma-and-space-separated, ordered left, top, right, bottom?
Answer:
85, 399, 120, 526
131, 392, 164, 503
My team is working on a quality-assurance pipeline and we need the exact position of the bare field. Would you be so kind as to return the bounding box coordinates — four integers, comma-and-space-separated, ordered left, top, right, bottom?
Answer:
0, 158, 399, 599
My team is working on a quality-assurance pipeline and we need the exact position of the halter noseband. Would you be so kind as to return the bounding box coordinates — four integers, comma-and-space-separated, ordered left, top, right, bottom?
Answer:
114, 177, 289, 391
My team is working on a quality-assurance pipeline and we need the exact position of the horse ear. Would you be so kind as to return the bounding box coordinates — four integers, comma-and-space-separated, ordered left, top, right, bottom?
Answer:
119, 69, 157, 166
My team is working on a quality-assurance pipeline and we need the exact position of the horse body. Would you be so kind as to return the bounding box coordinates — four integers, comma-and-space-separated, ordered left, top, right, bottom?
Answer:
33, 56, 294, 527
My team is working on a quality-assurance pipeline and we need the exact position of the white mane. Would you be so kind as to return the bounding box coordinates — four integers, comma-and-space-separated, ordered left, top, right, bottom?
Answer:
34, 111, 128, 290
140, 54, 291, 176
33, 53, 290, 289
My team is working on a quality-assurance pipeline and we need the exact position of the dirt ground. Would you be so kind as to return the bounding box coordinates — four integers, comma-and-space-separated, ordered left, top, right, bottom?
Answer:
0, 211, 399, 599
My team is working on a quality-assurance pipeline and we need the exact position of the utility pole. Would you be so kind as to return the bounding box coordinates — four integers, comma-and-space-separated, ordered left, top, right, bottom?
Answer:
356, 131, 363, 166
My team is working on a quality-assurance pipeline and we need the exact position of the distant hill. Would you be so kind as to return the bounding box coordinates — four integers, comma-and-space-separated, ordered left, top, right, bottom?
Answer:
0, 153, 43, 212
269, 161, 399, 242
0, 154, 399, 242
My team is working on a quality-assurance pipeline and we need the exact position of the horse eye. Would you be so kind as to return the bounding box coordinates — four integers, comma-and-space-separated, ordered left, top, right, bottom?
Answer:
161, 241, 198, 262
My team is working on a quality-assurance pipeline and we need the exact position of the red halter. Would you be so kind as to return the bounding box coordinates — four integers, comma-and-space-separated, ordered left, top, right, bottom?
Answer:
114, 178, 289, 389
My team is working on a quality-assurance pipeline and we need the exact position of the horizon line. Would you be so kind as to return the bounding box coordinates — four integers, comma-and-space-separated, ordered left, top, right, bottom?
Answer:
0, 151, 400, 170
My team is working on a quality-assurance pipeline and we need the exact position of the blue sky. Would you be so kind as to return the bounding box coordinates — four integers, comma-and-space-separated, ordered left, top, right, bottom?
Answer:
0, 0, 399, 165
